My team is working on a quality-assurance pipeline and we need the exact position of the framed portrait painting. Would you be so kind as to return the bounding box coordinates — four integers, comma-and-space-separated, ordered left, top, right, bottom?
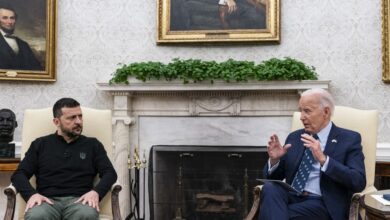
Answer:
157, 0, 280, 43
0, 0, 56, 82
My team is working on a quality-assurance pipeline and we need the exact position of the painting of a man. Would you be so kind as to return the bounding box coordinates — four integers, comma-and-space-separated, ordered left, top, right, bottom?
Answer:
170, 0, 266, 31
0, 3, 43, 71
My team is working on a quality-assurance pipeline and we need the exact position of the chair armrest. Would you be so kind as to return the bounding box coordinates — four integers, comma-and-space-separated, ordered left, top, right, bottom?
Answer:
4, 184, 17, 220
348, 186, 377, 220
349, 193, 362, 220
111, 183, 122, 220
244, 185, 263, 220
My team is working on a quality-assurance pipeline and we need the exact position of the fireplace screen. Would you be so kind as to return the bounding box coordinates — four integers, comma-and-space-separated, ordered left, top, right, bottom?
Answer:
149, 145, 268, 220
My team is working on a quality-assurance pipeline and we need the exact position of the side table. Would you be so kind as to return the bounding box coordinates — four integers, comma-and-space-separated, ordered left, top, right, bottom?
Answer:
360, 190, 390, 219
0, 158, 20, 171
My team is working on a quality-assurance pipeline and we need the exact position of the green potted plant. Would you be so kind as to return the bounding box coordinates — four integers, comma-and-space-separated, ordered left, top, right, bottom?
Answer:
109, 57, 318, 84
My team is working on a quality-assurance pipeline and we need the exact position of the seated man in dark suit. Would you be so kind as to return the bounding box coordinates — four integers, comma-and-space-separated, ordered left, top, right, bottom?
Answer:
260, 88, 366, 220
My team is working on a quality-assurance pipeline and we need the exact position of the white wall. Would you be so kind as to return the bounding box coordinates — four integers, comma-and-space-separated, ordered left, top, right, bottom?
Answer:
0, 0, 386, 218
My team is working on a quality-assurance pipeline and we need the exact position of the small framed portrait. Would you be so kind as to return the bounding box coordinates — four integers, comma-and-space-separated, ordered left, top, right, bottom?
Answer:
157, 0, 280, 43
0, 0, 56, 82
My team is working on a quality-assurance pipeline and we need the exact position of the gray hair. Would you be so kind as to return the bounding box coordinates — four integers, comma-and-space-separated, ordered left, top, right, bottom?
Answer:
301, 88, 335, 115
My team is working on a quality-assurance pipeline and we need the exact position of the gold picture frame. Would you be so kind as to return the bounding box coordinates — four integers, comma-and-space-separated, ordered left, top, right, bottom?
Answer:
0, 0, 56, 82
157, 0, 280, 44
383, 0, 390, 82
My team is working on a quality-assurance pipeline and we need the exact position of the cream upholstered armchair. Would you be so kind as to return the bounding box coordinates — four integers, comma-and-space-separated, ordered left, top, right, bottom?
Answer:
245, 106, 378, 220
3, 107, 122, 220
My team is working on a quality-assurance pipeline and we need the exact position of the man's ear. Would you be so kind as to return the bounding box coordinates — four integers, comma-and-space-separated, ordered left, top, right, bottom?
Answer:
53, 118, 59, 127
324, 106, 331, 117
14, 121, 18, 128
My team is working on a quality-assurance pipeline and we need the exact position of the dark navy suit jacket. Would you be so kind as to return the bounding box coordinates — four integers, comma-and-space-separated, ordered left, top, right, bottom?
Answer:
263, 124, 366, 220
0, 34, 43, 70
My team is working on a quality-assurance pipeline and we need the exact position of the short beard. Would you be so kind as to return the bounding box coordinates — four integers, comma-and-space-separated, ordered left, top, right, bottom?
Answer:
0, 27, 14, 34
59, 124, 82, 140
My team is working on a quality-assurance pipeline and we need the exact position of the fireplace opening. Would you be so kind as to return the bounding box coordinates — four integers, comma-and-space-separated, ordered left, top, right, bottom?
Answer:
149, 145, 268, 220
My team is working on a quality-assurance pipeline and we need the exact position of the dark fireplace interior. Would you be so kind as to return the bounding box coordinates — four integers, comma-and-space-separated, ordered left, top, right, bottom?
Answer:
149, 145, 268, 220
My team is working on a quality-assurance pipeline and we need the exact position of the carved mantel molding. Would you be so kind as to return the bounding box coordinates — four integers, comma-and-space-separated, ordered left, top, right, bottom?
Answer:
97, 80, 330, 116
97, 79, 330, 93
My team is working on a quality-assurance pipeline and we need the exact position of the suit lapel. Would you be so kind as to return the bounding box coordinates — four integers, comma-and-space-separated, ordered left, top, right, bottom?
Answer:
289, 130, 306, 180
324, 123, 340, 156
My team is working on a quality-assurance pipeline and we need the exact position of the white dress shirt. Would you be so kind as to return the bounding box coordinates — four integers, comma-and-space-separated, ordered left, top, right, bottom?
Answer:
1, 29, 19, 54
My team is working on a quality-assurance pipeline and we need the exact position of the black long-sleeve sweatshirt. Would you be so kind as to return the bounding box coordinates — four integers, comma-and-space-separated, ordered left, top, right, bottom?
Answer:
11, 133, 117, 202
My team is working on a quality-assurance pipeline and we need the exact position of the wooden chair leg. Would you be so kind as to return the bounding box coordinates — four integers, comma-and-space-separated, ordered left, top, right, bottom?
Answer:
111, 184, 122, 220
244, 185, 262, 220
3, 186, 16, 220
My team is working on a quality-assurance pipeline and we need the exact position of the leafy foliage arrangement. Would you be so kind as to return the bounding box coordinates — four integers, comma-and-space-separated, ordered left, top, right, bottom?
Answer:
109, 57, 318, 84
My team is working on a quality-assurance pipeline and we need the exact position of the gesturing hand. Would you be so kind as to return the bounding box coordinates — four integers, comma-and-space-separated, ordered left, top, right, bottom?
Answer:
25, 193, 53, 212
74, 190, 100, 212
267, 134, 291, 165
300, 133, 327, 165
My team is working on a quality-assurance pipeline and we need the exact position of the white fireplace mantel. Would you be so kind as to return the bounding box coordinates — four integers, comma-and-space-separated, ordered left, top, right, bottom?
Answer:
97, 80, 331, 117
97, 79, 330, 92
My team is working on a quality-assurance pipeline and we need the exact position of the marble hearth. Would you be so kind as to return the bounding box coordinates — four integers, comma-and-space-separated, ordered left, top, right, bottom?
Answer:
97, 79, 330, 219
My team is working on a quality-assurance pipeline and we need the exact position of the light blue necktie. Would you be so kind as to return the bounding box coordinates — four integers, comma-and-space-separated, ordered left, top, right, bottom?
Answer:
291, 134, 318, 194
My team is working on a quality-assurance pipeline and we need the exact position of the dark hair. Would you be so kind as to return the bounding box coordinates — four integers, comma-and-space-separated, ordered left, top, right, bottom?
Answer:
53, 98, 80, 118
0, 4, 18, 20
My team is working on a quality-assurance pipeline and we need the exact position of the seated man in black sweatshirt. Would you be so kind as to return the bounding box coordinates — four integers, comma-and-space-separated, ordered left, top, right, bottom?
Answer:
11, 98, 118, 220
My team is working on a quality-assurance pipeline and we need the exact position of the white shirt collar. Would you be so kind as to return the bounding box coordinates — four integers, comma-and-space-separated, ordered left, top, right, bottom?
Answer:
0, 29, 7, 37
316, 121, 332, 144
0, 29, 16, 38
